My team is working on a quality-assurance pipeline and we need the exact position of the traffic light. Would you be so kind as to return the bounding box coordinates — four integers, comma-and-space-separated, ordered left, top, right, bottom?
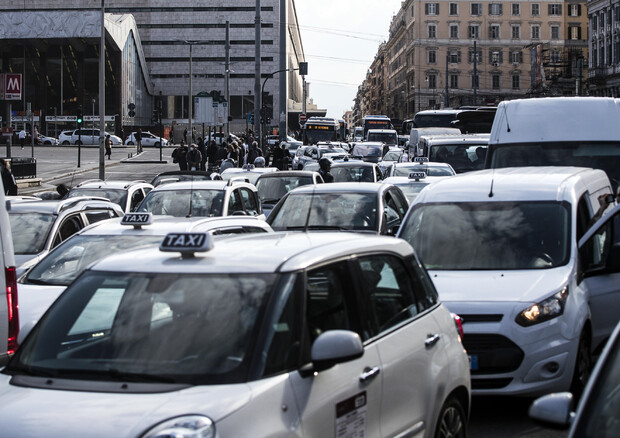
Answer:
77, 109, 83, 126
128, 102, 136, 117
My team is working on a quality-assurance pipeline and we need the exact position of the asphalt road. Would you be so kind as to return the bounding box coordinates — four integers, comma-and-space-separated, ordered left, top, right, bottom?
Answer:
2, 144, 572, 438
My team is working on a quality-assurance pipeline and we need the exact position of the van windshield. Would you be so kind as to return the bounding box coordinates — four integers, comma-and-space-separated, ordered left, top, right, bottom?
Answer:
399, 201, 571, 270
488, 141, 620, 190
367, 132, 398, 145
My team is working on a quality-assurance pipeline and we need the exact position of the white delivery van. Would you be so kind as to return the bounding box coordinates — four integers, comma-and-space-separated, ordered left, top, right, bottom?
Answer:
487, 97, 620, 190
409, 127, 461, 157
0, 182, 19, 365
398, 167, 620, 397
418, 133, 490, 173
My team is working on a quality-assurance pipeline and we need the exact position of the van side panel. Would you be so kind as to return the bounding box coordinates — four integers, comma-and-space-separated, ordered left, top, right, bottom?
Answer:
0, 182, 16, 363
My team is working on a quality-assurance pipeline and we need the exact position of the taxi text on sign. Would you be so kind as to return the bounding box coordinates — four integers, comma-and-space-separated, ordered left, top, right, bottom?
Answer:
0, 74, 22, 101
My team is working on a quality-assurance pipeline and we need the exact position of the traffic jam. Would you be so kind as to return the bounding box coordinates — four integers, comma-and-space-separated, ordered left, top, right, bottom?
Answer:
0, 96, 619, 437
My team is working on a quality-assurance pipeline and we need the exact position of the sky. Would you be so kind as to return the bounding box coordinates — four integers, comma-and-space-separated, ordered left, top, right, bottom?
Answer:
295, 0, 405, 118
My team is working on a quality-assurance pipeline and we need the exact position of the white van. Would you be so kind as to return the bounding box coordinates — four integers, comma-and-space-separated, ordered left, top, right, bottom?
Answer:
487, 97, 620, 190
0, 183, 19, 365
418, 133, 490, 173
398, 167, 620, 396
409, 127, 461, 157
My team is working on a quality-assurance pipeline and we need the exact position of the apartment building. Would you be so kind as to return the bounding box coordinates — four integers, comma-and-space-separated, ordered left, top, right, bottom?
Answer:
588, 0, 620, 95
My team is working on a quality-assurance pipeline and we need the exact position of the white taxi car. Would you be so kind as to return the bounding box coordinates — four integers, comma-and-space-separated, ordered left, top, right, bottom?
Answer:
17, 213, 273, 334
0, 232, 470, 437
398, 167, 620, 397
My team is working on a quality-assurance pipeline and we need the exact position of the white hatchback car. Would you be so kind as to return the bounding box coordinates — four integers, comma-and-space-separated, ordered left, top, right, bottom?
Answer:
0, 232, 470, 437
398, 167, 620, 397
125, 131, 168, 148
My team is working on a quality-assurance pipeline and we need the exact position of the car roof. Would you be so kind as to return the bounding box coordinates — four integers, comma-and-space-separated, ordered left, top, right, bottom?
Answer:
9, 197, 120, 214
421, 134, 490, 145
73, 180, 151, 190
367, 129, 397, 133
331, 161, 377, 168
394, 161, 452, 168
414, 167, 610, 203
150, 180, 230, 191
288, 181, 390, 194
256, 170, 319, 179
91, 232, 413, 274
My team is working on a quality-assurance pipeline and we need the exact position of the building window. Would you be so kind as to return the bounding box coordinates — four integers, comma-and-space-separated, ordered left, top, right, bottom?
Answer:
450, 24, 459, 38
531, 25, 540, 39
489, 24, 500, 39
489, 3, 503, 16
512, 3, 520, 16
449, 2, 458, 15
448, 49, 461, 63
428, 24, 437, 38
428, 49, 437, 64
570, 25, 581, 40
569, 4, 581, 17
548, 4, 562, 16
551, 25, 560, 40
511, 50, 523, 64
489, 50, 503, 65
425, 3, 439, 15
511, 25, 521, 39
512, 74, 520, 89
550, 50, 560, 63
469, 48, 482, 63
492, 74, 501, 89
531, 3, 540, 16
471, 74, 480, 89
471, 3, 482, 16
449, 74, 459, 88
427, 74, 437, 89
468, 24, 480, 39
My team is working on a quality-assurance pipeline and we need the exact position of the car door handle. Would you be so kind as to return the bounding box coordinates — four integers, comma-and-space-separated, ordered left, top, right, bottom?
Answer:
359, 366, 381, 383
425, 334, 440, 348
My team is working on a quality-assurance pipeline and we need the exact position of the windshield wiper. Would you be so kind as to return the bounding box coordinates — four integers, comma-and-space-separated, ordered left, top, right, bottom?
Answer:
5, 364, 58, 378
24, 278, 62, 286
261, 198, 281, 204
54, 367, 178, 383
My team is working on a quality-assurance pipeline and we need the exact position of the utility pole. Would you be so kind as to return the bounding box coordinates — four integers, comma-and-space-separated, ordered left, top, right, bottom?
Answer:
99, 0, 106, 180
225, 21, 230, 139
473, 40, 478, 106
278, 0, 287, 142
188, 43, 193, 145
254, 0, 261, 145
445, 53, 449, 108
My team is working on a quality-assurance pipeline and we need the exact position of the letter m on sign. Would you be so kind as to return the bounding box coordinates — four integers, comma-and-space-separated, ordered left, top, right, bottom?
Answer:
4, 74, 22, 100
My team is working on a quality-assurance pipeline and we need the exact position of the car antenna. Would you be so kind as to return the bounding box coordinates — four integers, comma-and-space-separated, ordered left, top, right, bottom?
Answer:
504, 105, 511, 133
488, 168, 495, 198
187, 175, 194, 218
303, 184, 316, 232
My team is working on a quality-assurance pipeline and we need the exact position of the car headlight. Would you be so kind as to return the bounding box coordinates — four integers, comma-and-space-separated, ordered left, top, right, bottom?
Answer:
142, 415, 215, 438
515, 286, 569, 327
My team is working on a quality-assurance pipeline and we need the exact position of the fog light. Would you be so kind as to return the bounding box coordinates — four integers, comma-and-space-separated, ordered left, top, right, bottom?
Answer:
545, 361, 560, 373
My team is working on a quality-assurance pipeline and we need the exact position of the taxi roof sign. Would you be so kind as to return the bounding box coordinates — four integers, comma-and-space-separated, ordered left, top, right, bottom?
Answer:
121, 212, 153, 228
414, 157, 429, 163
160, 232, 213, 257
409, 172, 427, 180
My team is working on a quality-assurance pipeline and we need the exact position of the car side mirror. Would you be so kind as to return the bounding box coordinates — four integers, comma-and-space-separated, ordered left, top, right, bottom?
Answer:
306, 330, 363, 374
528, 393, 573, 430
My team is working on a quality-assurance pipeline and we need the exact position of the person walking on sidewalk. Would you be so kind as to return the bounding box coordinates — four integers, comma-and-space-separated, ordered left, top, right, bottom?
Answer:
105, 135, 112, 160
0, 159, 18, 195
18, 129, 26, 150
135, 128, 143, 154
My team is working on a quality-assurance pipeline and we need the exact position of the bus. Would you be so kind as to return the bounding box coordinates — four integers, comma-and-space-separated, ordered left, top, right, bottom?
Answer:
362, 115, 392, 139
412, 109, 462, 128
337, 119, 348, 141
302, 117, 340, 145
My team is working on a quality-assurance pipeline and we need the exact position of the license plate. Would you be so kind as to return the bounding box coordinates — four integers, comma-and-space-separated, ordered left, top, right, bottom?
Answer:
468, 354, 478, 371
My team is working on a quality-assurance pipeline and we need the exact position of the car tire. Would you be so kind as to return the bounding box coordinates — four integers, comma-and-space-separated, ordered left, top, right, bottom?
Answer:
127, 141, 134, 146
62, 141, 70, 145
154, 142, 160, 148
75, 140, 82, 145
570, 328, 592, 400
44, 140, 51, 145
434, 395, 466, 438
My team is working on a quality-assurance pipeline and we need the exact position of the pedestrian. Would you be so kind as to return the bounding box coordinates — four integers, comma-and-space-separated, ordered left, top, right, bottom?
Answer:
18, 129, 26, 149
172, 140, 188, 171
0, 159, 18, 195
272, 142, 283, 170
169, 126, 175, 145
136, 128, 144, 153
186, 143, 202, 171
197, 137, 208, 171
247, 141, 262, 166
34, 125, 40, 144
105, 134, 112, 159
183, 127, 188, 144
318, 157, 334, 183
281, 143, 292, 170
206, 140, 218, 171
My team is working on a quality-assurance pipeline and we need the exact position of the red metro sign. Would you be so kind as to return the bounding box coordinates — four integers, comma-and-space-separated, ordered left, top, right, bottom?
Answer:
1, 74, 22, 101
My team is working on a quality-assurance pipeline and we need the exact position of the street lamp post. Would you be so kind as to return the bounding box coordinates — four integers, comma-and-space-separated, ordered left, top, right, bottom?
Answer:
181, 40, 201, 145
260, 67, 298, 152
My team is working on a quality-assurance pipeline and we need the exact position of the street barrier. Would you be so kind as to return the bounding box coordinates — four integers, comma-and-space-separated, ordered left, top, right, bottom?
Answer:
8, 157, 37, 179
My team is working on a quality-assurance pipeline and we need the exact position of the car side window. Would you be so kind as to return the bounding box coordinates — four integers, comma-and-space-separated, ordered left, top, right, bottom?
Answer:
130, 189, 146, 212
84, 210, 116, 224
52, 214, 85, 248
382, 192, 403, 234
580, 212, 620, 278
227, 190, 243, 214
239, 188, 259, 215
356, 255, 418, 339
576, 195, 591, 241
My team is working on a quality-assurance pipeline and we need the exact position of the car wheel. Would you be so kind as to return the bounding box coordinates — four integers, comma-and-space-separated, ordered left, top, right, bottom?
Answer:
44, 140, 51, 145
154, 142, 160, 148
127, 141, 134, 146
75, 140, 82, 145
62, 140, 70, 145
571, 328, 592, 400
434, 396, 466, 438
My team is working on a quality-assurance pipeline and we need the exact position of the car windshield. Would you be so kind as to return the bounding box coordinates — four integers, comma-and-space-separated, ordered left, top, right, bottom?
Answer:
367, 132, 397, 144
429, 145, 488, 173
9, 213, 55, 255
25, 235, 163, 286
319, 147, 346, 155
352, 144, 383, 157
220, 171, 262, 185
394, 164, 454, 177
7, 271, 276, 385
489, 141, 620, 190
256, 176, 314, 203
392, 182, 429, 204
137, 190, 224, 217
270, 192, 377, 232
383, 151, 403, 161
399, 201, 571, 270
331, 166, 375, 182
151, 174, 211, 187
67, 188, 127, 207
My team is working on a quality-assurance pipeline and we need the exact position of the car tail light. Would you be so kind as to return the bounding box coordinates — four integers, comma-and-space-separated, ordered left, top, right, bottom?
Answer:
451, 313, 464, 342
5, 267, 19, 354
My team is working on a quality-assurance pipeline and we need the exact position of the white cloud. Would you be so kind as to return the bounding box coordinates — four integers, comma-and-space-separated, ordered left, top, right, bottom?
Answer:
295, 0, 403, 118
